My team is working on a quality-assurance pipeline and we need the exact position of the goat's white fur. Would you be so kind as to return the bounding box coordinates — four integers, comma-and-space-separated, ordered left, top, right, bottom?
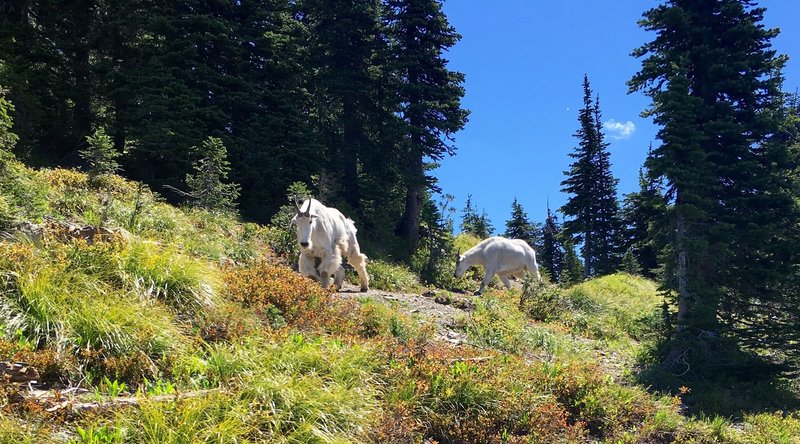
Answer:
292, 198, 369, 291
455, 236, 542, 295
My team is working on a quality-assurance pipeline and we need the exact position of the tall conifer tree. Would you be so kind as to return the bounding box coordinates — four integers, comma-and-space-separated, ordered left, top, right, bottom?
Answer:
561, 75, 622, 277
630, 0, 800, 361
620, 161, 664, 279
504, 198, 537, 246
386, 0, 469, 250
539, 205, 565, 283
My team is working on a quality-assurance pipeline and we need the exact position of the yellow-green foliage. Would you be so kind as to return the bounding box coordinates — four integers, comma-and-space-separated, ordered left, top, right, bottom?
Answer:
734, 412, 800, 444
354, 298, 430, 342
37, 168, 266, 263
463, 291, 590, 359
0, 415, 54, 444
351, 259, 421, 292
0, 239, 192, 382
377, 343, 675, 443
561, 273, 663, 341
453, 232, 480, 253
163, 333, 381, 443
121, 241, 219, 314
0, 159, 48, 225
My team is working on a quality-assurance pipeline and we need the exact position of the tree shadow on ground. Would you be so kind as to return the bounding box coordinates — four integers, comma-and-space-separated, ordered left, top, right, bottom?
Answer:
635, 333, 800, 419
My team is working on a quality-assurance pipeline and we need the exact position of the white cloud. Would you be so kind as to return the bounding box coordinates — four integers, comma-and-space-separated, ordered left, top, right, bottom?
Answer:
604, 119, 636, 140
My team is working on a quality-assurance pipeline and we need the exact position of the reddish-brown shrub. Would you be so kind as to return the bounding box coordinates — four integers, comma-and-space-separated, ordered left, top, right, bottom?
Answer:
223, 260, 333, 329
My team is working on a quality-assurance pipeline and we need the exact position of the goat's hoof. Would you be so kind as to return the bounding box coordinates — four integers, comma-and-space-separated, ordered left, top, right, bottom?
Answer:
473, 291, 482, 296
360, 286, 369, 292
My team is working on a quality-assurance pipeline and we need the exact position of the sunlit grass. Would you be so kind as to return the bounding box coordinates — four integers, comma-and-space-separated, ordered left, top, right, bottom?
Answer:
0, 415, 54, 444
350, 259, 421, 292
166, 333, 381, 442
121, 241, 219, 314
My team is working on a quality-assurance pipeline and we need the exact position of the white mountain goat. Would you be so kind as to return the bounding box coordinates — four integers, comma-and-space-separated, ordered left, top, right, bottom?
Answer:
291, 198, 369, 292
455, 236, 542, 295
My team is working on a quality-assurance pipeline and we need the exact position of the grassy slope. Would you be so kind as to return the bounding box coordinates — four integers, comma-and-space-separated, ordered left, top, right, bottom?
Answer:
0, 162, 798, 443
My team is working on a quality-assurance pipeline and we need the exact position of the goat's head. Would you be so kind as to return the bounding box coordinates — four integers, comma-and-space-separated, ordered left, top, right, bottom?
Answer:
454, 249, 466, 278
290, 197, 317, 249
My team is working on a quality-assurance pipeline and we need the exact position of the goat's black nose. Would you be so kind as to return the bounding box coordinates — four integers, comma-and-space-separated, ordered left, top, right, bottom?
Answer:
300, 242, 309, 248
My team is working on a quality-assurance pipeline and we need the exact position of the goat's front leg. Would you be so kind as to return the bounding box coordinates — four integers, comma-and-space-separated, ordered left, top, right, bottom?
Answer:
476, 266, 497, 295
317, 248, 342, 289
299, 252, 319, 281
333, 265, 346, 290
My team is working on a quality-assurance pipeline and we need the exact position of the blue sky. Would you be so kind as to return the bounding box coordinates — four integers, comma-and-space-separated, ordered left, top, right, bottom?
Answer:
435, 0, 800, 232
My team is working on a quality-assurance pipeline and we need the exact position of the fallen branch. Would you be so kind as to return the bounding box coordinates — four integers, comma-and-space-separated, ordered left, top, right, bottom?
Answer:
0, 361, 40, 383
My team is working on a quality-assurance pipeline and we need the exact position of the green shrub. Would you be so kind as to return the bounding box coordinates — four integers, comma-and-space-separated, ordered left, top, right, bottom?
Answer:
348, 259, 420, 292
354, 298, 425, 342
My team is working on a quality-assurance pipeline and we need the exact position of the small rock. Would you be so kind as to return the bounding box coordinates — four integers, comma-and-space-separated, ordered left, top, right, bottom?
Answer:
422, 290, 437, 298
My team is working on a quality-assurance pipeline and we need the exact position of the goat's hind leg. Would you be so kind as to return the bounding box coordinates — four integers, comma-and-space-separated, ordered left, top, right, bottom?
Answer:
498, 273, 512, 289
347, 251, 369, 292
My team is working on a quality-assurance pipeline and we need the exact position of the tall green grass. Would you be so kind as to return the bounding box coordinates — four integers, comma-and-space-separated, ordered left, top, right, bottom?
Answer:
159, 334, 381, 442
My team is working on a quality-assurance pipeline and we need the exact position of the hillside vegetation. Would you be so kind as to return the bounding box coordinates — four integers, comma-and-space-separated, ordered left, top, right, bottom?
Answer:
1, 162, 799, 443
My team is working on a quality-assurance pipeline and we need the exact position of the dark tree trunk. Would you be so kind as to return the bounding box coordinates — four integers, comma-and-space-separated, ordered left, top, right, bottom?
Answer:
396, 154, 424, 250
341, 95, 360, 210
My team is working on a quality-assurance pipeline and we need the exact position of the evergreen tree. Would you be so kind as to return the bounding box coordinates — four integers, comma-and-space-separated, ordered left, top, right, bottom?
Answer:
413, 192, 458, 287
560, 240, 584, 287
591, 94, 623, 274
560, 75, 622, 277
301, 0, 387, 213
630, 0, 800, 361
539, 205, 565, 283
0, 86, 17, 157
619, 248, 643, 276
460, 194, 480, 235
386, 0, 469, 250
620, 161, 664, 279
460, 195, 493, 238
80, 127, 121, 180
185, 136, 240, 213
0, 0, 101, 163
504, 198, 537, 246
473, 210, 494, 239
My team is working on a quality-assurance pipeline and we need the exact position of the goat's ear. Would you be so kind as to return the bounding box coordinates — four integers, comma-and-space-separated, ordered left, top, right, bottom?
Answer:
290, 215, 297, 227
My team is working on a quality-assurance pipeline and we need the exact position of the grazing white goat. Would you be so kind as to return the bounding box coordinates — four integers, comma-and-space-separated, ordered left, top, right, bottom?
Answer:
291, 198, 369, 292
455, 236, 542, 295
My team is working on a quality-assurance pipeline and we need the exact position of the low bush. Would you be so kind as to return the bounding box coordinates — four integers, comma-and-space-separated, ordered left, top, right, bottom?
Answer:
349, 259, 420, 292
223, 260, 332, 329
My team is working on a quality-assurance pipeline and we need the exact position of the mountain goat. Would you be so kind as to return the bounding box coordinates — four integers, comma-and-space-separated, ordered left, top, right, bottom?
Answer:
455, 236, 542, 295
291, 198, 369, 292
